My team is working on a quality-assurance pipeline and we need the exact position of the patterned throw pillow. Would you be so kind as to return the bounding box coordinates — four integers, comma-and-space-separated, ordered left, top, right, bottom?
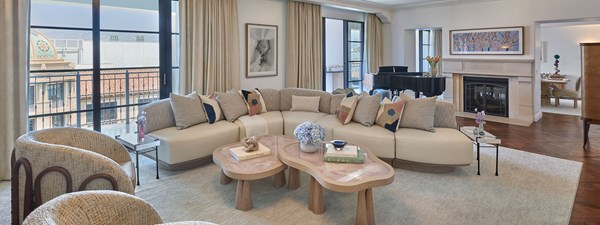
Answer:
199, 94, 223, 124
239, 89, 267, 116
336, 96, 359, 124
375, 98, 407, 132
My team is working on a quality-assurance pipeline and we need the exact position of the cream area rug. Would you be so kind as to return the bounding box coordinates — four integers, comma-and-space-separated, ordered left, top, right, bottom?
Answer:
0, 146, 581, 225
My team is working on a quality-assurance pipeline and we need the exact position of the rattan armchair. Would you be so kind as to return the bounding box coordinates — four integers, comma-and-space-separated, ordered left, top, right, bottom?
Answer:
22, 190, 162, 225
12, 128, 136, 225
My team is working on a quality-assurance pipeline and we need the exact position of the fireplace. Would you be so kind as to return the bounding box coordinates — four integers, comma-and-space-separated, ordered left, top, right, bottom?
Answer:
463, 77, 509, 117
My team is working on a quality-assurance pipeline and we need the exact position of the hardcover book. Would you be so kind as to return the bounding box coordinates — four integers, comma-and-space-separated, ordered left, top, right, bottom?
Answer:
229, 143, 271, 161
324, 144, 358, 158
323, 149, 365, 164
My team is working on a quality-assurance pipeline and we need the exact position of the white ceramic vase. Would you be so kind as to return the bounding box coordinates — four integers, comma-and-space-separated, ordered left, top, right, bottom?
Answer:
300, 142, 320, 153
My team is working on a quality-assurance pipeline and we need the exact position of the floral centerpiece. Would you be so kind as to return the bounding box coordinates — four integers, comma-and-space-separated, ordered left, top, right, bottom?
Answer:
294, 122, 325, 153
473, 108, 486, 136
426, 56, 441, 76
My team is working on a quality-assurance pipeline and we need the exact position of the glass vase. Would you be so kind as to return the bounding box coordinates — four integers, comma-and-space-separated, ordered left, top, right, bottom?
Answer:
430, 65, 438, 77
477, 122, 485, 136
300, 142, 320, 153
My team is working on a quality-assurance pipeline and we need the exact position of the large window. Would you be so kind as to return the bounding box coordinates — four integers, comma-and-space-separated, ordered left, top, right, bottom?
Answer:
418, 29, 431, 72
323, 18, 365, 93
28, 0, 177, 136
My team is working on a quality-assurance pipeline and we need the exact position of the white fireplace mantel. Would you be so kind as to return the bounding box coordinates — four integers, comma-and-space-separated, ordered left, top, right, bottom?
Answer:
442, 58, 535, 126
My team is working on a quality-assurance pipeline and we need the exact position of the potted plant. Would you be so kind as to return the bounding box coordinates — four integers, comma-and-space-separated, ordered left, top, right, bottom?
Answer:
294, 122, 325, 153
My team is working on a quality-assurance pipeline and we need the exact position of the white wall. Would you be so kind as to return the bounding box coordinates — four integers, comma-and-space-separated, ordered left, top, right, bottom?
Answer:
237, 0, 287, 90
541, 24, 600, 90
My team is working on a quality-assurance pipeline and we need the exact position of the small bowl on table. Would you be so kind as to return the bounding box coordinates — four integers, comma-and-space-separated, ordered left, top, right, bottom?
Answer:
330, 140, 347, 151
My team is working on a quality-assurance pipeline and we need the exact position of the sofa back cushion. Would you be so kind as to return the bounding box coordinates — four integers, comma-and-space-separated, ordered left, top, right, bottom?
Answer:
330, 94, 345, 114
434, 100, 458, 128
280, 88, 332, 113
256, 88, 281, 111
139, 99, 176, 133
170, 92, 207, 129
215, 91, 248, 122
399, 97, 437, 132
352, 94, 382, 127
291, 95, 321, 113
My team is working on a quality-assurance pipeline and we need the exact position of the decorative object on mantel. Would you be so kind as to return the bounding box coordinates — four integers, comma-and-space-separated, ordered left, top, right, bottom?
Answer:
294, 122, 325, 153
450, 26, 524, 55
426, 56, 441, 77
473, 108, 486, 136
241, 136, 260, 152
246, 23, 278, 77
549, 54, 565, 79
136, 111, 147, 141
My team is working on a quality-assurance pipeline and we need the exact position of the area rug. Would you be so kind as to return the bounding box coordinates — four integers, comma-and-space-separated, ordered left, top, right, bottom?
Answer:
0, 146, 582, 225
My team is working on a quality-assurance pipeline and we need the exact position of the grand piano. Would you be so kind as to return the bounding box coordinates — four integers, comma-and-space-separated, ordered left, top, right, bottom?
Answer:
370, 66, 446, 98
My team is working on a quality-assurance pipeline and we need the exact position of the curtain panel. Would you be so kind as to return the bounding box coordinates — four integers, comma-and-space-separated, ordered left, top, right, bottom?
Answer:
285, 1, 322, 90
0, 0, 29, 180
179, 0, 240, 95
366, 14, 383, 74
433, 29, 443, 74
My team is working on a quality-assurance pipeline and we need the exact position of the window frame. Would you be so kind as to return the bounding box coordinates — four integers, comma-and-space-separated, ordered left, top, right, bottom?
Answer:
322, 18, 365, 92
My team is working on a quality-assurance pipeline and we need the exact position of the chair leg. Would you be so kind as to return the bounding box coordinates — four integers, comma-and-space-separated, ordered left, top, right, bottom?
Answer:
555, 97, 559, 106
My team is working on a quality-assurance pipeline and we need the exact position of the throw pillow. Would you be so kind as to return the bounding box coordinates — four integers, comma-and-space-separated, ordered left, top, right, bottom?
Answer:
290, 95, 320, 113
375, 98, 407, 132
239, 89, 267, 116
169, 92, 207, 130
199, 94, 223, 124
215, 91, 249, 122
352, 94, 382, 127
399, 97, 437, 132
336, 96, 359, 125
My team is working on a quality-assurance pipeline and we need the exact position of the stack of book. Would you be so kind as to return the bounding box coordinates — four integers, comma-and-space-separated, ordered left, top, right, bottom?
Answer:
323, 144, 364, 164
229, 143, 271, 161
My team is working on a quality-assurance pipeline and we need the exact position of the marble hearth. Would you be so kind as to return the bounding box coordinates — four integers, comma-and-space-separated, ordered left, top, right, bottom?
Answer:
442, 58, 535, 126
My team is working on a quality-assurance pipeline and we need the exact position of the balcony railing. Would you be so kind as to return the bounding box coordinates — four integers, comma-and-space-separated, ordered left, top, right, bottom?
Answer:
28, 67, 160, 136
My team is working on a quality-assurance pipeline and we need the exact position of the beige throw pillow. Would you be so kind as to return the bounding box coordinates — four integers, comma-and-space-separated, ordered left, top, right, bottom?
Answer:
399, 96, 437, 132
352, 94, 382, 127
337, 96, 359, 124
215, 91, 249, 122
290, 95, 320, 113
170, 92, 207, 130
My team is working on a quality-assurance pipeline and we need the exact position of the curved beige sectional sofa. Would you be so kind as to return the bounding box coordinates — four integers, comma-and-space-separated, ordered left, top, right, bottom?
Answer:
141, 88, 473, 172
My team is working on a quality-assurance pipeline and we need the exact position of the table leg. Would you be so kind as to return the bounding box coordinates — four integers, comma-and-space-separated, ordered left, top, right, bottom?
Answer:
477, 142, 480, 176
356, 188, 375, 225
584, 120, 590, 149
495, 145, 499, 176
235, 180, 252, 211
136, 151, 140, 186
308, 176, 324, 214
155, 147, 159, 179
273, 170, 286, 188
220, 169, 232, 185
288, 167, 301, 190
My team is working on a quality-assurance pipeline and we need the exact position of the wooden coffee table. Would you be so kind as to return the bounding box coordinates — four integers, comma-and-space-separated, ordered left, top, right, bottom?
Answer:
278, 142, 395, 225
212, 135, 291, 211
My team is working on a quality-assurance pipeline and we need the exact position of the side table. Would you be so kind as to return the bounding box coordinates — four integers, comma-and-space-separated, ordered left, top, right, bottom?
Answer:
116, 133, 161, 185
459, 126, 501, 176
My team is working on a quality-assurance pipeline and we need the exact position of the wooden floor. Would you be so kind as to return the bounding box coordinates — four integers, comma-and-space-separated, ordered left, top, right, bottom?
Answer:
456, 113, 600, 225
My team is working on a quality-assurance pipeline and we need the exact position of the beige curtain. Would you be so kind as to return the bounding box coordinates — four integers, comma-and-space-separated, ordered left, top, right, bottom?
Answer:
0, 0, 29, 180
179, 0, 240, 95
285, 1, 322, 89
366, 14, 383, 74
433, 29, 443, 73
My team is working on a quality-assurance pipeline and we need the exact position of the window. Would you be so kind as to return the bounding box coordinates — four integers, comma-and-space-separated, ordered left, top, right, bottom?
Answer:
323, 18, 365, 93
28, 0, 175, 135
418, 29, 431, 72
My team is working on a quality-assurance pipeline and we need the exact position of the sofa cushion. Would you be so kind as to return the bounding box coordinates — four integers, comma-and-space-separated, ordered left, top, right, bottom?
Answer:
239, 89, 267, 116
337, 96, 358, 124
315, 114, 344, 141
399, 97, 436, 132
234, 111, 284, 139
395, 128, 473, 165
280, 88, 332, 113
215, 91, 248, 122
170, 92, 207, 129
281, 111, 328, 136
376, 98, 407, 132
199, 94, 224, 124
256, 88, 280, 111
290, 95, 320, 113
149, 120, 239, 165
140, 99, 176, 133
330, 94, 345, 114
333, 122, 396, 159
352, 94, 381, 127
435, 100, 458, 129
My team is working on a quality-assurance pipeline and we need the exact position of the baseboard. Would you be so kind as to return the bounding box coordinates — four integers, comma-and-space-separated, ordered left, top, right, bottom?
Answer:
534, 110, 543, 122
392, 159, 467, 173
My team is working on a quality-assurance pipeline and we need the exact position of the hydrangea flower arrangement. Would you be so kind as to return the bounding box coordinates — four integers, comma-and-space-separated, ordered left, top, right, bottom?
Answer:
294, 122, 325, 145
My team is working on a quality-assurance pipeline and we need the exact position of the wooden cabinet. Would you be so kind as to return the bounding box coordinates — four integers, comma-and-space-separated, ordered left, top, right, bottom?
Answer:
580, 43, 600, 148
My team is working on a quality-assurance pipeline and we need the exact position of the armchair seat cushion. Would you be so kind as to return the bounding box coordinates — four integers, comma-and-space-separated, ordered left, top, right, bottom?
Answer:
332, 123, 396, 159
395, 128, 473, 165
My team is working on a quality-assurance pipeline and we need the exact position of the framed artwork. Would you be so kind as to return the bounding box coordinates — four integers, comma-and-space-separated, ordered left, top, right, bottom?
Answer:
246, 23, 278, 77
450, 26, 524, 55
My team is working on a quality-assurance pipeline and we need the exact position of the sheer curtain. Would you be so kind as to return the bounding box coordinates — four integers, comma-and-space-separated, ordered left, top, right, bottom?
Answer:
285, 1, 322, 89
433, 29, 443, 73
0, 0, 29, 180
366, 14, 383, 74
179, 0, 240, 95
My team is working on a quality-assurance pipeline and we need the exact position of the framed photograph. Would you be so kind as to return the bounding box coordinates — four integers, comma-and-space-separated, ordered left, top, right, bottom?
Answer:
450, 26, 524, 55
246, 23, 278, 77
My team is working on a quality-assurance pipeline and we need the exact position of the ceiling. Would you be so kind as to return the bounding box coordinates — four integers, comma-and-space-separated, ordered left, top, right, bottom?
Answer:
356, 0, 497, 8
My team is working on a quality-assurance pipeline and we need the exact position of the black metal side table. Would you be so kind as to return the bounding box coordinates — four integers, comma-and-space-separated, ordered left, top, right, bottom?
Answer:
459, 126, 501, 176
116, 133, 161, 185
